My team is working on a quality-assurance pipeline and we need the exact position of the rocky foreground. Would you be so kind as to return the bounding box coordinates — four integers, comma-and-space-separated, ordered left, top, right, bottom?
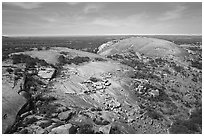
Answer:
2, 37, 202, 134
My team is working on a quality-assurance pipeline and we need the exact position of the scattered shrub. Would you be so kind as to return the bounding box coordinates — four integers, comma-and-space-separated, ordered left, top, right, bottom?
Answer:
94, 57, 107, 61
89, 77, 100, 82
191, 61, 202, 70
58, 55, 90, 65
146, 110, 163, 120
78, 124, 94, 134
60, 51, 70, 55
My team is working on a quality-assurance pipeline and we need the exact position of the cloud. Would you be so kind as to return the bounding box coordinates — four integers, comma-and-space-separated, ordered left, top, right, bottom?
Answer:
66, 2, 80, 6
91, 13, 148, 27
91, 18, 119, 27
83, 3, 104, 14
158, 5, 187, 21
5, 2, 43, 9
42, 17, 57, 23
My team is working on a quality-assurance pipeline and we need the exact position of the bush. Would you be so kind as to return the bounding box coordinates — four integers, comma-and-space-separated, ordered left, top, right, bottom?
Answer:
89, 77, 100, 82
78, 124, 94, 134
58, 55, 90, 65
94, 57, 107, 61
60, 51, 69, 55
71, 56, 90, 65
58, 55, 67, 65
6, 68, 13, 73
12, 54, 49, 67
146, 110, 163, 120
191, 61, 202, 70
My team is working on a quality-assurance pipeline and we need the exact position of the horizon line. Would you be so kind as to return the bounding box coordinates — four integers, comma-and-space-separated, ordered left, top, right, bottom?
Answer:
3, 33, 202, 37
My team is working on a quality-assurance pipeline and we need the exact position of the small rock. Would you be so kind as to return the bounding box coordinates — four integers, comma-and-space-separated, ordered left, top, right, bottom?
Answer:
25, 124, 44, 134
51, 113, 58, 118
94, 116, 110, 125
51, 118, 64, 123
55, 106, 68, 113
104, 82, 111, 86
49, 124, 73, 134
96, 85, 103, 90
34, 115, 44, 120
45, 123, 57, 132
112, 118, 115, 122
127, 118, 135, 123
35, 100, 42, 107
20, 111, 32, 118
18, 128, 28, 134
148, 89, 159, 97
114, 101, 121, 108
35, 128, 46, 134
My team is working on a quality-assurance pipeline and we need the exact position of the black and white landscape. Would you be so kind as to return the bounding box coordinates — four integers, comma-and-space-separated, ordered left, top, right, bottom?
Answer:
2, 2, 202, 134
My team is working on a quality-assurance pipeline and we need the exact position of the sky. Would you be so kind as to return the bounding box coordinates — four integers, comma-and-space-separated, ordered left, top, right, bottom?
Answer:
2, 2, 202, 36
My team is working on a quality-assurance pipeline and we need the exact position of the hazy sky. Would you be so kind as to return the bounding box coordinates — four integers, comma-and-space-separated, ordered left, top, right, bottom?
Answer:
2, 2, 202, 36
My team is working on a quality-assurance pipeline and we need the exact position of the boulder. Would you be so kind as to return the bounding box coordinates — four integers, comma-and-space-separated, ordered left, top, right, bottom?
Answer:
49, 124, 73, 134
2, 79, 27, 133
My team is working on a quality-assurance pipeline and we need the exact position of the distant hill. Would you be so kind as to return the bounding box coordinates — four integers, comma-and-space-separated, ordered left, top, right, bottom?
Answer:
98, 37, 188, 59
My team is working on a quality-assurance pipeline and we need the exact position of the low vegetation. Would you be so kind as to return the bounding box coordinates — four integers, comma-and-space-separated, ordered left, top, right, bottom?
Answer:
12, 54, 49, 67
58, 55, 90, 65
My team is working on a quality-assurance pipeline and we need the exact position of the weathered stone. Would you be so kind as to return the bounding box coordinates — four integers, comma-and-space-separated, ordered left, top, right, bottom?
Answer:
51, 118, 64, 123
35, 128, 46, 134
51, 113, 58, 118
38, 67, 55, 79
2, 79, 27, 133
99, 125, 111, 134
58, 110, 73, 121
22, 116, 39, 126
45, 123, 57, 132
25, 124, 44, 134
49, 124, 72, 134
35, 120, 53, 129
